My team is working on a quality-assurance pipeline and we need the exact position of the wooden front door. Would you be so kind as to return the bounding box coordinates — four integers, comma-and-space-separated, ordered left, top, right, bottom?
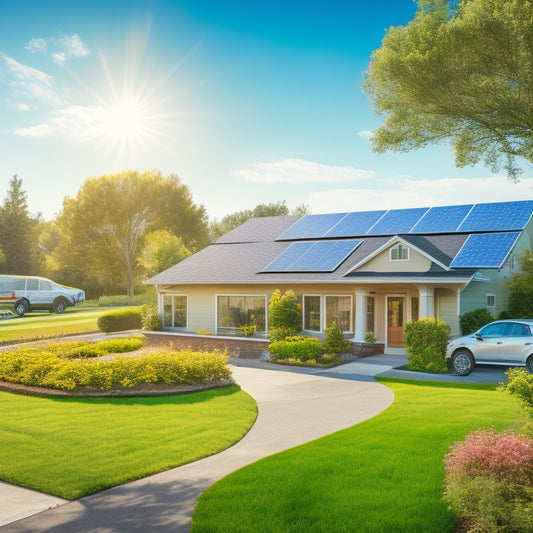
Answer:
387, 296, 405, 348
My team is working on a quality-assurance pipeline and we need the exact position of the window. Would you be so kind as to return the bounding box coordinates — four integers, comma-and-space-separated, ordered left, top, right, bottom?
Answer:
26, 278, 38, 290
39, 280, 52, 290
162, 295, 187, 328
366, 296, 375, 334
304, 295, 321, 331
326, 295, 352, 332
486, 294, 496, 310
217, 295, 266, 333
390, 243, 409, 261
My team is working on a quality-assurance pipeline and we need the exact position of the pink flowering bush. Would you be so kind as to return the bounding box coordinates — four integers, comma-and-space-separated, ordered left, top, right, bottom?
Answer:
443, 428, 533, 532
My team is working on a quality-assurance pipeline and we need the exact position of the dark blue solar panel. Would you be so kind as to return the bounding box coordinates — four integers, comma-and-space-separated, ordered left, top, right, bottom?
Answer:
324, 210, 387, 237
411, 204, 473, 234
450, 232, 520, 268
457, 201, 533, 232
277, 213, 347, 240
262, 242, 314, 272
262, 240, 362, 272
368, 207, 429, 235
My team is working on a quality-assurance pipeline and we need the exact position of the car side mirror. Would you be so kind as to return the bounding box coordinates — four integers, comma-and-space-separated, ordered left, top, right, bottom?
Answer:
475, 333, 483, 341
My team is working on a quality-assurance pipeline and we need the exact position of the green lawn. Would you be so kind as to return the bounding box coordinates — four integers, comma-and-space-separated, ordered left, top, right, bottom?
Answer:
192, 379, 528, 533
0, 386, 257, 499
0, 307, 118, 343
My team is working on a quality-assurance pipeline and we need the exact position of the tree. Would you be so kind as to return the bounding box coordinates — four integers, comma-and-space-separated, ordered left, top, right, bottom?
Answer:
506, 248, 533, 318
363, 0, 533, 180
209, 201, 311, 241
138, 230, 192, 278
52, 170, 209, 301
0, 175, 43, 274
268, 289, 302, 341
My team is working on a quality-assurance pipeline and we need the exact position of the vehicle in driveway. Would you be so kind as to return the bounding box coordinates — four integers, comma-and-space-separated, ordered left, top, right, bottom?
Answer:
0, 275, 85, 316
446, 319, 533, 376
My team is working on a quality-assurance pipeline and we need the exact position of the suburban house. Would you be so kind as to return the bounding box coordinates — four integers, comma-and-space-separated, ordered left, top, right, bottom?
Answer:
146, 200, 533, 354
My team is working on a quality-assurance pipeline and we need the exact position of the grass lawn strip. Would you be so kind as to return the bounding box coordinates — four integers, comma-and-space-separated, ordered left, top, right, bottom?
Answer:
192, 379, 528, 533
0, 386, 257, 499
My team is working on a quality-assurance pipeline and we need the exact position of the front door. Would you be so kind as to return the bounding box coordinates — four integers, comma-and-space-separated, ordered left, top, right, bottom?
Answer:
387, 296, 405, 348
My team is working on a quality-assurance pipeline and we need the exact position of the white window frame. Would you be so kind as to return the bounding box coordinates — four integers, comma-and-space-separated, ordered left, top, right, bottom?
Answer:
486, 293, 496, 310
302, 294, 353, 334
303, 294, 322, 332
160, 293, 188, 329
390, 243, 409, 262
215, 294, 267, 335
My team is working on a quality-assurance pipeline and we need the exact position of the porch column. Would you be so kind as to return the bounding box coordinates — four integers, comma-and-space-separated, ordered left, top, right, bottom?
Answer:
354, 289, 366, 341
416, 285, 435, 318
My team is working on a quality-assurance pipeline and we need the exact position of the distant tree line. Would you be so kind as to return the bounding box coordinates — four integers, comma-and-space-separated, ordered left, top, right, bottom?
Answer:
0, 171, 309, 301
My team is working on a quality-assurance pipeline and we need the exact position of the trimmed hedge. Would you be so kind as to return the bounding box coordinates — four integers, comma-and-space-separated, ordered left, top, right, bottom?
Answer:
404, 318, 450, 373
97, 307, 143, 333
268, 336, 323, 362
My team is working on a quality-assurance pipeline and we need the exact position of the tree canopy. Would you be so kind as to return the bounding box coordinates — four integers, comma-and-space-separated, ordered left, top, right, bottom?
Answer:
138, 230, 192, 278
363, 0, 533, 180
52, 170, 209, 300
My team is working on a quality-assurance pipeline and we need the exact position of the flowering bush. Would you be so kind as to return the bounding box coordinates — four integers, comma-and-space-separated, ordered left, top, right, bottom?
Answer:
443, 428, 533, 532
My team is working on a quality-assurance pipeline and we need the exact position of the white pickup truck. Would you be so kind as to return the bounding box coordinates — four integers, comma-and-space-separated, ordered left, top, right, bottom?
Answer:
0, 275, 85, 316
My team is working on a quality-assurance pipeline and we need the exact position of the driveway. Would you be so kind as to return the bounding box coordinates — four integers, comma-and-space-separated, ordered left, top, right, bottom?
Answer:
0, 361, 394, 532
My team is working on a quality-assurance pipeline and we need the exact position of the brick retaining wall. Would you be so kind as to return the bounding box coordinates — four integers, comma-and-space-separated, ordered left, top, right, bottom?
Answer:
142, 331, 269, 359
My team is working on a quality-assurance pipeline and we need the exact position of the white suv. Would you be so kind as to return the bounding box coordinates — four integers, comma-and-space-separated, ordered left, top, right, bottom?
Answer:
0, 275, 85, 316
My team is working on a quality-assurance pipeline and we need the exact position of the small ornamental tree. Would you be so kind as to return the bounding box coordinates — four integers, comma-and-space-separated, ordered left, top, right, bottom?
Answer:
404, 317, 450, 373
323, 322, 350, 356
268, 289, 302, 341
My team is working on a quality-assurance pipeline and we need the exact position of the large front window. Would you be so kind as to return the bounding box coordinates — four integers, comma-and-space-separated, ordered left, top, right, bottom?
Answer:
303, 294, 353, 333
217, 295, 266, 333
162, 295, 187, 328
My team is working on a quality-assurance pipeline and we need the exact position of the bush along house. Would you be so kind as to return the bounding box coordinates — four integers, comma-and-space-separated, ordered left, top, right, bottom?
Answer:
145, 200, 533, 354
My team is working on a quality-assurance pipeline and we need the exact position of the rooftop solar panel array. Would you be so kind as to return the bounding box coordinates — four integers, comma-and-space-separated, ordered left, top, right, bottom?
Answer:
262, 239, 362, 273
450, 232, 521, 268
277, 200, 533, 240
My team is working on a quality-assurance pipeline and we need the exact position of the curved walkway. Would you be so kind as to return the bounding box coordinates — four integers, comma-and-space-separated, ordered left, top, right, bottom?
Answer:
0, 362, 394, 533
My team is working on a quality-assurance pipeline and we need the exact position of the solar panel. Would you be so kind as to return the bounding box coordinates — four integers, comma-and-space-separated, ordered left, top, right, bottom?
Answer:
411, 204, 473, 234
450, 232, 520, 268
277, 213, 347, 240
262, 240, 362, 272
368, 207, 429, 235
457, 200, 533, 232
324, 210, 387, 237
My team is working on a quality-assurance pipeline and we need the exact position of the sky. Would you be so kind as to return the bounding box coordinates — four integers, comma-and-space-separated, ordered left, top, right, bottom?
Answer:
0, 0, 531, 222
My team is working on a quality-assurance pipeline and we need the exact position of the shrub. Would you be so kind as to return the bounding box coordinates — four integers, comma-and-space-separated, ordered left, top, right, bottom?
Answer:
268, 289, 302, 341
499, 368, 533, 436
404, 318, 450, 373
268, 336, 322, 362
141, 304, 162, 331
97, 307, 142, 333
197, 330, 214, 336
443, 428, 533, 532
365, 333, 376, 343
460, 308, 494, 335
239, 324, 256, 337
323, 322, 350, 356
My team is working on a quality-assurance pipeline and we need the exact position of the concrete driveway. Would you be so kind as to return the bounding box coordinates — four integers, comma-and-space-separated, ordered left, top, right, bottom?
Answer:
0, 362, 394, 533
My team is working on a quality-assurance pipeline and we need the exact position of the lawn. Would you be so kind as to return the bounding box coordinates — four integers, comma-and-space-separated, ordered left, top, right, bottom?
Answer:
0, 307, 118, 343
0, 385, 257, 499
192, 379, 528, 533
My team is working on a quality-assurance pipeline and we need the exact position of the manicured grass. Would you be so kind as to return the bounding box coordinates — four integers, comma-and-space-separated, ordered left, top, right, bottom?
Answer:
192, 379, 528, 533
0, 307, 119, 343
0, 386, 257, 499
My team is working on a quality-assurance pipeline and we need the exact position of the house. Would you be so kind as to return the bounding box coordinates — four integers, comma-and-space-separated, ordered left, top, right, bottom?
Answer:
146, 200, 533, 354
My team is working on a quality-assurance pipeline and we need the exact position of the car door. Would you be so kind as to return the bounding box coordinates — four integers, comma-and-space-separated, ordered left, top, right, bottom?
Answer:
497, 322, 533, 364
473, 322, 508, 362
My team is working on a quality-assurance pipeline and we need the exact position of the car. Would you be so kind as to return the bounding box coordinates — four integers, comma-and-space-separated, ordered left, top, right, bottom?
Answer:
0, 275, 85, 316
446, 319, 533, 376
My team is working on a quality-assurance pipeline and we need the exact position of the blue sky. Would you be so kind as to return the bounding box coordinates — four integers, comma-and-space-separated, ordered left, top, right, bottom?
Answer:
0, 0, 531, 221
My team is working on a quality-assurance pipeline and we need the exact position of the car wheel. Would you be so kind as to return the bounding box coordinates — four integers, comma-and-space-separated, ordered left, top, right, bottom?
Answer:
526, 356, 533, 374
452, 350, 475, 376
54, 300, 66, 314
13, 299, 28, 316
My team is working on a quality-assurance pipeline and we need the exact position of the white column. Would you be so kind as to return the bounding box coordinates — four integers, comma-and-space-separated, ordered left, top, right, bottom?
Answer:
416, 285, 435, 318
354, 289, 366, 341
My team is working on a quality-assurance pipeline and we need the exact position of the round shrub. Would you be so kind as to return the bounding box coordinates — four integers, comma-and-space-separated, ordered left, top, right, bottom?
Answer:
404, 318, 450, 373
459, 308, 494, 335
97, 307, 142, 333
268, 289, 302, 340
268, 336, 322, 362
323, 322, 350, 356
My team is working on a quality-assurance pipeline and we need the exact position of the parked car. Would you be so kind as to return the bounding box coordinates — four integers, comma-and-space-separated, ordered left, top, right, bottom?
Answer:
0, 275, 85, 316
446, 319, 533, 375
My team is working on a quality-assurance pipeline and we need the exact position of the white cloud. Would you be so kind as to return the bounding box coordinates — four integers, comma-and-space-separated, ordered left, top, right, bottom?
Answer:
50, 105, 104, 138
233, 158, 375, 184
3, 56, 52, 84
303, 176, 533, 214
25, 38, 47, 53
14, 124, 54, 137
358, 130, 374, 139
10, 102, 30, 111
53, 34, 89, 64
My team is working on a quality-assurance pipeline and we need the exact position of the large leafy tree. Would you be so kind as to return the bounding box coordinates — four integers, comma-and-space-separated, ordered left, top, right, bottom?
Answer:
52, 170, 209, 300
138, 230, 192, 278
363, 0, 533, 180
0, 175, 43, 274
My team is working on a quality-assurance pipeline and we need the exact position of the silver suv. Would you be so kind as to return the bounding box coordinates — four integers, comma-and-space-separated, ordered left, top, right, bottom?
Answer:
446, 319, 533, 375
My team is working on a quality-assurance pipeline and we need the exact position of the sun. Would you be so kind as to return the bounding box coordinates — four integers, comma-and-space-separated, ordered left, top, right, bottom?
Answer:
102, 96, 151, 144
